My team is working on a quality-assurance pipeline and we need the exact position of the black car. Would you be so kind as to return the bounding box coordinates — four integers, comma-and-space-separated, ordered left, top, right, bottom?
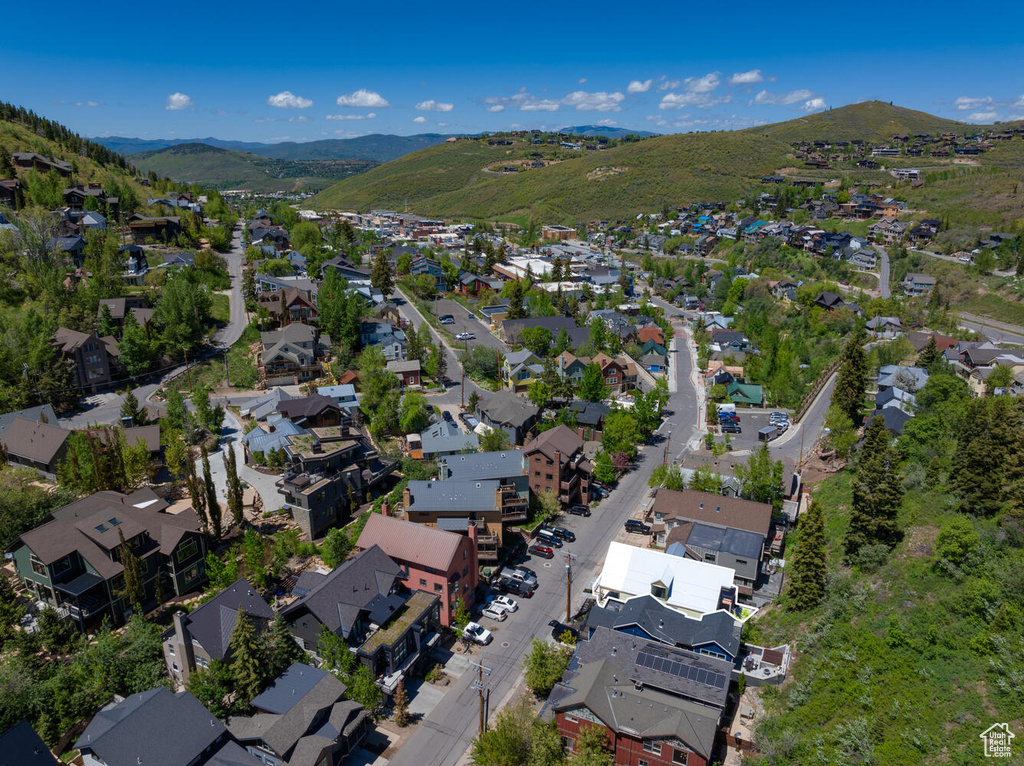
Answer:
624, 519, 652, 534
548, 620, 580, 644
566, 504, 592, 517
498, 579, 535, 598
721, 423, 742, 434
545, 525, 576, 543
442, 410, 454, 422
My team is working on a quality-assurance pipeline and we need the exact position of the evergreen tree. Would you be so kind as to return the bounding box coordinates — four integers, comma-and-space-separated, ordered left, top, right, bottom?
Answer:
120, 390, 147, 426
119, 311, 156, 378
202, 447, 222, 541
165, 387, 188, 434
98, 303, 118, 338
370, 250, 394, 298
735, 443, 785, 513
467, 390, 480, 415
504, 279, 526, 319
831, 333, 868, 423
916, 335, 939, 368
228, 611, 265, 707
223, 445, 244, 528
431, 344, 448, 383
845, 416, 903, 556
184, 448, 209, 531
786, 501, 827, 611
116, 528, 145, 610
265, 612, 304, 677
393, 679, 410, 726
0, 149, 15, 178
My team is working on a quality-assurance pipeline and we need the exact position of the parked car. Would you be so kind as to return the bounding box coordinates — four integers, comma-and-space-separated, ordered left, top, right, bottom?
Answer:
719, 412, 740, 423
505, 567, 538, 586
481, 604, 509, 622
544, 525, 576, 543
624, 519, 652, 534
721, 423, 742, 434
768, 411, 788, 424
459, 413, 480, 429
455, 332, 476, 341
529, 544, 555, 559
548, 620, 580, 644
439, 315, 455, 324
442, 410, 454, 422
497, 578, 534, 598
566, 504, 592, 517
463, 622, 493, 645
536, 530, 563, 548
486, 594, 518, 613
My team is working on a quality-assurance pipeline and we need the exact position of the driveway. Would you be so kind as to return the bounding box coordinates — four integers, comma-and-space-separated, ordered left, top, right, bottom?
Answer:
430, 299, 509, 358
875, 245, 892, 299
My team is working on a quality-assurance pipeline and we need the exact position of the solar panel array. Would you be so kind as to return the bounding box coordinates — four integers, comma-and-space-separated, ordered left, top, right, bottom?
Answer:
635, 651, 728, 689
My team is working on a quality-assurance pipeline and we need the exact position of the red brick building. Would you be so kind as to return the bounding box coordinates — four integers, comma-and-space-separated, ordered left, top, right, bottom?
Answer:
355, 512, 478, 627
523, 424, 592, 506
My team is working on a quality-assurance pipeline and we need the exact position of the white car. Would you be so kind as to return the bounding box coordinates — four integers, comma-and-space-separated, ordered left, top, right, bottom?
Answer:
481, 604, 509, 622
462, 621, 493, 645
486, 594, 519, 613
456, 332, 476, 341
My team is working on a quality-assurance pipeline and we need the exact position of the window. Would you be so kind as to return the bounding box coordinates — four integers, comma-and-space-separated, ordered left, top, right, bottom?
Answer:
643, 741, 662, 755
434, 583, 442, 592
651, 584, 668, 599
565, 714, 578, 724
419, 578, 427, 587
30, 557, 47, 577
560, 736, 574, 752
172, 662, 179, 672
545, 474, 553, 481
735, 559, 748, 567
183, 565, 199, 583
607, 376, 618, 384
639, 761, 649, 766
534, 470, 541, 477
168, 644, 175, 656
672, 749, 689, 764
196, 657, 209, 668
176, 538, 199, 563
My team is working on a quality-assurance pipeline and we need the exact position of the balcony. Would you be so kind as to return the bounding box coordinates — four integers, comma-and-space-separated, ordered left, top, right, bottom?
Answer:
559, 474, 580, 492
499, 486, 528, 520
477, 534, 500, 562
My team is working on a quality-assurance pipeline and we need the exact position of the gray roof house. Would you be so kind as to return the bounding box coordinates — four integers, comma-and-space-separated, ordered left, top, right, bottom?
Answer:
476, 390, 541, 445
75, 687, 260, 766
0, 719, 58, 765
900, 272, 937, 296
240, 388, 294, 420
226, 663, 369, 766
409, 421, 478, 459
877, 365, 929, 393
0, 404, 58, 439
162, 577, 276, 686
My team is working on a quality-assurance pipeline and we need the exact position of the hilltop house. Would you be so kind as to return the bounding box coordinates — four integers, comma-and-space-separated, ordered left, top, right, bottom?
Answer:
53, 327, 119, 391
0, 417, 71, 477
260, 323, 331, 385
900, 272, 937, 297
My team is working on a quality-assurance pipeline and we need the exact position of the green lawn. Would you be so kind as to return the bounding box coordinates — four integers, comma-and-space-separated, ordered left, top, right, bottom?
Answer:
210, 294, 230, 325
172, 324, 260, 393
959, 292, 1024, 327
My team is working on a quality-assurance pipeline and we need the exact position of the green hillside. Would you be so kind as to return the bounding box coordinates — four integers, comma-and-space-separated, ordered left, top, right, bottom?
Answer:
313, 101, 1021, 225
254, 133, 451, 162
132, 143, 377, 192
749, 100, 976, 143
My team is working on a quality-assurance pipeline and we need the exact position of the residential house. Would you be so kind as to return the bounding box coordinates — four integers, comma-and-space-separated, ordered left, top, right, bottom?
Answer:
479, 302, 512, 330
542, 224, 575, 241
356, 513, 478, 627
436, 449, 529, 495
908, 331, 957, 354
260, 323, 331, 385
97, 296, 153, 330
12, 152, 72, 175
476, 390, 541, 445
869, 218, 909, 245
651, 489, 773, 598
53, 327, 119, 391
128, 214, 181, 244
567, 400, 610, 441
257, 287, 319, 327
551, 627, 730, 766
162, 577, 274, 686
900, 272, 937, 297
227, 663, 370, 766
282, 545, 441, 697
591, 352, 639, 394
502, 349, 544, 392
243, 415, 307, 462
498, 316, 586, 347
585, 595, 742, 663
726, 381, 763, 406
556, 351, 590, 386
591, 541, 740, 619
387, 359, 422, 389
523, 424, 593, 506
276, 427, 397, 539
407, 421, 478, 460
812, 291, 860, 314
769, 279, 800, 300
865, 315, 903, 338
76, 688, 260, 766
457, 272, 503, 294
709, 329, 751, 354
0, 720, 58, 765
868, 405, 914, 435
47, 235, 87, 266
80, 210, 106, 232
374, 301, 403, 327
877, 364, 929, 393
0, 178, 24, 209
359, 321, 408, 361
848, 248, 878, 270
10, 488, 207, 631
0, 417, 70, 476
241, 387, 294, 420
0, 404, 58, 439
637, 326, 666, 346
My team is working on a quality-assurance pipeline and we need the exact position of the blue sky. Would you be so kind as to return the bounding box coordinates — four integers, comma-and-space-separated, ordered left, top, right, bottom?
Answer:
3, 1, 1023, 143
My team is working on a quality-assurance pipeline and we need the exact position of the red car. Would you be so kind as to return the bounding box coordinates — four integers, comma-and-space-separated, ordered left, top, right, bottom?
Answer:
528, 544, 555, 559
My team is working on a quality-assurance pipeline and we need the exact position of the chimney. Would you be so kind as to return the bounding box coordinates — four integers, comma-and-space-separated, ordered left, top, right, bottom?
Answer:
402, 487, 412, 507
381, 499, 390, 517
468, 519, 479, 548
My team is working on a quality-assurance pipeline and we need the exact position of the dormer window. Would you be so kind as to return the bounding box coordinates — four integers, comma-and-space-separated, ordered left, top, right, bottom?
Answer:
651, 581, 668, 600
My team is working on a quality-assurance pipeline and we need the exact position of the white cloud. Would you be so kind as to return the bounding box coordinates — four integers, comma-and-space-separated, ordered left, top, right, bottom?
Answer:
578, 78, 587, 84
753, 88, 815, 106
253, 117, 276, 123
729, 69, 764, 86
970, 111, 999, 121
562, 91, 625, 112
800, 98, 827, 112
684, 72, 721, 93
627, 79, 653, 94
267, 90, 313, 109
326, 113, 377, 121
74, 100, 100, 107
954, 95, 992, 111
336, 89, 390, 108
413, 116, 427, 123
438, 122, 449, 127
596, 118, 617, 126
165, 92, 193, 111
659, 91, 732, 110
658, 79, 681, 91
288, 115, 311, 122
1013, 95, 1024, 109
486, 104, 505, 112
415, 99, 454, 112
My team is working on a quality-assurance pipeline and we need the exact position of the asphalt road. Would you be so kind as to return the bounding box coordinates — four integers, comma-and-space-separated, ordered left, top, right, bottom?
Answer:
876, 245, 892, 299
59, 224, 249, 430
959, 313, 1024, 346
386, 293, 701, 766
431, 298, 510, 359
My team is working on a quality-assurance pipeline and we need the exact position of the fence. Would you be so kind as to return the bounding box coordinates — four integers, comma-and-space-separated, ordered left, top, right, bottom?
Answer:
793, 359, 840, 423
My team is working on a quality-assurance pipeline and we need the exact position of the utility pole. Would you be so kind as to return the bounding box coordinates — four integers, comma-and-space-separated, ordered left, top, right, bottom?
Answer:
664, 423, 676, 467
183, 347, 193, 392
224, 354, 230, 388
469, 659, 492, 734
563, 551, 578, 623
461, 338, 468, 410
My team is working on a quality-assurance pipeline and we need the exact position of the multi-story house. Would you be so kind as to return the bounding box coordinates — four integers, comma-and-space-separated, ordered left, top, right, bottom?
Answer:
282, 545, 441, 698
523, 424, 592, 506
11, 489, 207, 631
260, 323, 331, 385
257, 287, 319, 327
502, 349, 544, 392
52, 327, 119, 391
162, 577, 274, 686
356, 513, 478, 626
476, 390, 541, 445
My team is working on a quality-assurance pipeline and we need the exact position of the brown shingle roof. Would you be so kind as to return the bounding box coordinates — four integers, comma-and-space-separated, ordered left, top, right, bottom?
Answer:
652, 488, 772, 537
356, 513, 463, 573
0, 417, 70, 464
524, 424, 583, 464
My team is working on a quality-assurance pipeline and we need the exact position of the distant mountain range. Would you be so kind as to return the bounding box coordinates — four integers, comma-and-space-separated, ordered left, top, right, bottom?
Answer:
557, 125, 659, 138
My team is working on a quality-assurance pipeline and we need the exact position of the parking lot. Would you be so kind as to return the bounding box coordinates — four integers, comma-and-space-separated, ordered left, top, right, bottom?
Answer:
711, 409, 791, 452
432, 299, 508, 356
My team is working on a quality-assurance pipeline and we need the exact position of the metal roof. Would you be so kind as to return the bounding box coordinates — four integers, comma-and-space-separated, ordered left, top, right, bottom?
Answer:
404, 480, 498, 513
